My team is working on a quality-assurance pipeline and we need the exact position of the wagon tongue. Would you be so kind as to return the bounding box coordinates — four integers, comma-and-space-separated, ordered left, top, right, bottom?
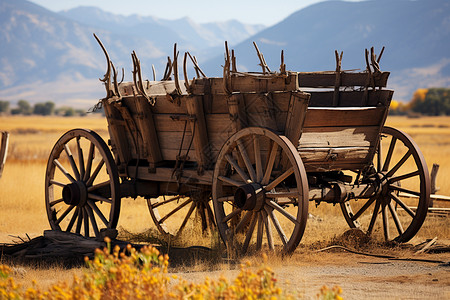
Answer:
234, 183, 265, 211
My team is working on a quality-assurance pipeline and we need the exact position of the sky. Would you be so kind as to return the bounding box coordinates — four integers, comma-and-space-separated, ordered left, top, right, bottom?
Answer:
28, 0, 362, 26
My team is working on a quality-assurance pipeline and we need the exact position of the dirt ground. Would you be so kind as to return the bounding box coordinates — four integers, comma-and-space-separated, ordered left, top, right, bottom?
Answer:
171, 249, 450, 299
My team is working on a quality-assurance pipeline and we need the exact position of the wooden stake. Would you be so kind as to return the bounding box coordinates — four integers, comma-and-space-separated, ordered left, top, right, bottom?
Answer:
0, 131, 9, 179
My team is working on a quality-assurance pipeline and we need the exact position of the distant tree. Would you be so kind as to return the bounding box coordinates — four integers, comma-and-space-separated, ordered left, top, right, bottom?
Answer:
17, 100, 32, 115
0, 101, 9, 113
410, 88, 450, 115
64, 107, 75, 116
33, 101, 55, 116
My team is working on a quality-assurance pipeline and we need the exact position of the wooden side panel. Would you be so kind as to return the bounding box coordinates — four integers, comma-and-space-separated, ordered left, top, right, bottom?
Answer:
298, 71, 390, 88
308, 90, 393, 107
303, 107, 387, 128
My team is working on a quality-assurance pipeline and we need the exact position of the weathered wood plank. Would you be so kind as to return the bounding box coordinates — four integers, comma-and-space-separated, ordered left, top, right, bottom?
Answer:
298, 71, 389, 88
186, 96, 212, 172
299, 126, 380, 148
103, 103, 133, 172
284, 91, 309, 147
308, 90, 393, 107
303, 107, 387, 128
134, 97, 163, 169
300, 147, 372, 172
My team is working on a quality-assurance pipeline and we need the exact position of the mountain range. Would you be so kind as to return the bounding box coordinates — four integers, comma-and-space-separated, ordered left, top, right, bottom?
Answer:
0, 0, 449, 108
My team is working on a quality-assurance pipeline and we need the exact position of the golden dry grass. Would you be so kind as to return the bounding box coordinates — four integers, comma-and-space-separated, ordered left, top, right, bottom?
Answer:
0, 115, 448, 245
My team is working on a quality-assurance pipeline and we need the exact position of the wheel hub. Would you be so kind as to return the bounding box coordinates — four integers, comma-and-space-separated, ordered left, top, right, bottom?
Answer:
234, 183, 265, 211
62, 181, 87, 206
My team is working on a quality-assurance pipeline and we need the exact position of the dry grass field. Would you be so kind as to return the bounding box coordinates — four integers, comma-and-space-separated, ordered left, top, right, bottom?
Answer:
0, 115, 449, 298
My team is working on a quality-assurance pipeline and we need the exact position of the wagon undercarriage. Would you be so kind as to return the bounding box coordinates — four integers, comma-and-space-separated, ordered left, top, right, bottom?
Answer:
44, 36, 431, 255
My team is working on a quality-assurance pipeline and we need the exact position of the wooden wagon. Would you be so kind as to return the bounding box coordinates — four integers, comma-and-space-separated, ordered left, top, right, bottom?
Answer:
44, 37, 430, 254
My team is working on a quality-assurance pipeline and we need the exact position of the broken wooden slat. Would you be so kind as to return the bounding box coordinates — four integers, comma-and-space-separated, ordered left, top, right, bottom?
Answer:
0, 131, 9, 179
284, 91, 309, 147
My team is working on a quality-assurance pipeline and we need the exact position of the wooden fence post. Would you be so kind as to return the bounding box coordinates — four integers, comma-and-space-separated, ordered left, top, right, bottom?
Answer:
0, 131, 9, 179
429, 163, 440, 207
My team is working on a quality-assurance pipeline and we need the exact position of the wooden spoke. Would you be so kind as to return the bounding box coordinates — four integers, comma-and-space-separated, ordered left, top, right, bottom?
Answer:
55, 205, 75, 225
265, 207, 287, 246
86, 205, 100, 236
86, 159, 105, 187
237, 140, 256, 182
382, 137, 397, 172
254, 137, 263, 182
217, 196, 234, 203
386, 150, 412, 177
205, 203, 216, 226
390, 193, 415, 218
256, 212, 264, 250
242, 213, 258, 253
178, 202, 196, 234
159, 198, 192, 224
76, 137, 86, 180
265, 167, 294, 191
64, 144, 81, 181
49, 198, 64, 207
225, 154, 251, 183
267, 200, 299, 225
218, 175, 243, 187
235, 211, 253, 233
49, 180, 66, 188
367, 199, 381, 234
66, 207, 79, 232
83, 142, 95, 181
262, 210, 274, 250
265, 191, 299, 199
377, 141, 382, 171
381, 204, 389, 241
54, 159, 76, 183
262, 142, 279, 185
88, 193, 112, 204
222, 208, 243, 224
350, 197, 377, 221
389, 170, 420, 184
389, 185, 421, 197
87, 200, 109, 227
151, 196, 182, 209
87, 181, 110, 193
76, 207, 83, 234
83, 207, 89, 237
388, 201, 404, 235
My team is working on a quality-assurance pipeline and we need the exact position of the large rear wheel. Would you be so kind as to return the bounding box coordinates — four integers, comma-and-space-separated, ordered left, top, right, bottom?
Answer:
212, 127, 309, 255
341, 126, 430, 242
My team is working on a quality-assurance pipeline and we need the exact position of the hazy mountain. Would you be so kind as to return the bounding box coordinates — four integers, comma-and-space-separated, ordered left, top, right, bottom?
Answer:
0, 0, 449, 107
202, 0, 450, 101
59, 7, 265, 52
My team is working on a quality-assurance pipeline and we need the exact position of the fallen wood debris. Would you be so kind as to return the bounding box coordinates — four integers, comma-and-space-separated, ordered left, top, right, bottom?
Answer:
0, 230, 213, 267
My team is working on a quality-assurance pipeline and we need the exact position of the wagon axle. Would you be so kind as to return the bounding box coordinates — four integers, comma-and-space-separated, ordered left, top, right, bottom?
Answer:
62, 181, 87, 206
234, 183, 265, 211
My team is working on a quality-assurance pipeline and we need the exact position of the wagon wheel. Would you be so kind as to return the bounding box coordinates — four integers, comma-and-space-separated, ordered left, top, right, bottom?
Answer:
212, 127, 309, 255
45, 129, 121, 238
341, 126, 430, 242
147, 192, 215, 237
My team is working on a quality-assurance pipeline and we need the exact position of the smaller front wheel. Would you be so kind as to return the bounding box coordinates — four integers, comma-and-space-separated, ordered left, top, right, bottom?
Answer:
212, 127, 309, 255
45, 129, 121, 238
